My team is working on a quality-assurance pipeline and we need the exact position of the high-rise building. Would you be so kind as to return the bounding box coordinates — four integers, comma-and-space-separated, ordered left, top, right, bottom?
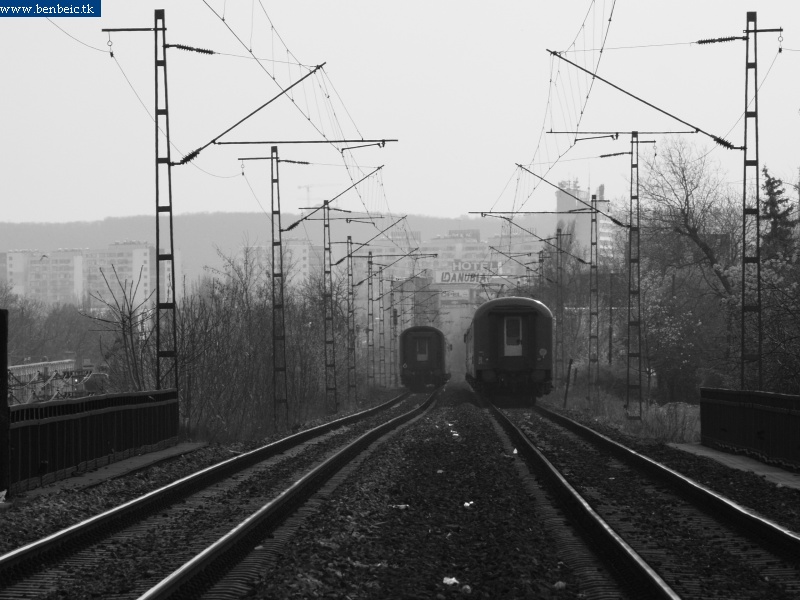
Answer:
27, 249, 85, 305
0, 242, 181, 310
247, 238, 324, 288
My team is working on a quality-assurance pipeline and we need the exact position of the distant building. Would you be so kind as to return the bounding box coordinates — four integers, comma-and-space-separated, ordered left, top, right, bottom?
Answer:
556, 181, 615, 260
0, 241, 182, 309
248, 238, 324, 288
84, 241, 158, 311
28, 249, 84, 305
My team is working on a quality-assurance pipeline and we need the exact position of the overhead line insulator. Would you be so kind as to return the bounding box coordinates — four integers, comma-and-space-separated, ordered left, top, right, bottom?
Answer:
167, 43, 215, 54
696, 36, 745, 44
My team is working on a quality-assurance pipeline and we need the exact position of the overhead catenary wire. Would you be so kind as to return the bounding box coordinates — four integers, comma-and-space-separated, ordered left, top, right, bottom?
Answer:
110, 54, 238, 179
506, 0, 618, 216
215, 0, 412, 257
46, 18, 108, 53
176, 63, 325, 165
515, 163, 627, 228
546, 49, 737, 150
481, 213, 588, 264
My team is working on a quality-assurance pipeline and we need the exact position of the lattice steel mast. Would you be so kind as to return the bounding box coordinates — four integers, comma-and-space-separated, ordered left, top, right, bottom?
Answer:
741, 11, 763, 390
367, 252, 375, 388
270, 147, 289, 427
555, 228, 564, 384
378, 272, 386, 386
153, 10, 178, 392
588, 194, 600, 404
323, 200, 338, 412
346, 236, 357, 405
626, 132, 642, 417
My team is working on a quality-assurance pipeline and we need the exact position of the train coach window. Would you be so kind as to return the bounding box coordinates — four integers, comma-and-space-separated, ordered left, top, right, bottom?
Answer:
416, 338, 429, 361
504, 317, 522, 356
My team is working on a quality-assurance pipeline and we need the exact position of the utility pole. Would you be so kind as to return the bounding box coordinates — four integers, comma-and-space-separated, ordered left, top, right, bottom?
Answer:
608, 271, 614, 365
741, 11, 764, 391
152, 10, 179, 394
626, 132, 643, 418
588, 194, 599, 404
555, 228, 564, 384
388, 284, 396, 388
367, 252, 375, 389
378, 271, 386, 387
322, 199, 338, 412
346, 237, 357, 406
538, 250, 545, 290
270, 147, 289, 428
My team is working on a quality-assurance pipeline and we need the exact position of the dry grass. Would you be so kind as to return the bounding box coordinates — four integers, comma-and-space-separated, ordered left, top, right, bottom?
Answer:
544, 384, 701, 444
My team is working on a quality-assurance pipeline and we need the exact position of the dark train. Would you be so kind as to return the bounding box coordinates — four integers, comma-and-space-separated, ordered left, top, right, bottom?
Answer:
464, 296, 553, 401
399, 326, 451, 391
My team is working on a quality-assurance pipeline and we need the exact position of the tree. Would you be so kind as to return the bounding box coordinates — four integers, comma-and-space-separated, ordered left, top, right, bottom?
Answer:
639, 139, 743, 394
760, 166, 797, 259
86, 266, 155, 391
640, 138, 740, 300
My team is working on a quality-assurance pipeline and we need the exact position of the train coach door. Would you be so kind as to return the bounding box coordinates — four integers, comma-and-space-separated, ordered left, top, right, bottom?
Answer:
416, 337, 429, 363
504, 316, 522, 357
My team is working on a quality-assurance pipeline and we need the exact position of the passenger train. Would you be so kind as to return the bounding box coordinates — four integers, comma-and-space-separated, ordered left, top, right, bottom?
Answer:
464, 296, 553, 402
398, 325, 450, 391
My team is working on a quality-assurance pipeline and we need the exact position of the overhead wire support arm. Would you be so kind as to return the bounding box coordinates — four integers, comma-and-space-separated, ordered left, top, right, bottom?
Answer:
514, 163, 628, 228
547, 130, 694, 136
239, 156, 310, 165
333, 216, 408, 266
354, 251, 437, 286
696, 24, 781, 46
546, 49, 739, 150
283, 165, 383, 233
218, 138, 398, 146
480, 213, 587, 264
175, 63, 326, 165
488, 246, 534, 271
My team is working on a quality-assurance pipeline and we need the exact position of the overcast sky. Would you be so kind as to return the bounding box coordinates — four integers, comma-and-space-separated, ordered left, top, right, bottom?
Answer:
1, 1, 798, 231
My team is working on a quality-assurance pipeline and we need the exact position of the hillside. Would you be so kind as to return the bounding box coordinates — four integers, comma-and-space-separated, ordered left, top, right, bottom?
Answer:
0, 212, 504, 284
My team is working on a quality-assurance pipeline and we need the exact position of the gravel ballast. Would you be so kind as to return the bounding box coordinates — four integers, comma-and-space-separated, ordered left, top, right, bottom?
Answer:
254, 389, 582, 599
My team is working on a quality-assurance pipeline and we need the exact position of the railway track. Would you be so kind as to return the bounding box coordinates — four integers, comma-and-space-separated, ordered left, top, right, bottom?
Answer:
499, 403, 800, 600
0, 391, 435, 600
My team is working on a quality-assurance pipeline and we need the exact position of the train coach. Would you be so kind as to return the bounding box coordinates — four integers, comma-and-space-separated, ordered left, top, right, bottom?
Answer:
464, 296, 553, 401
399, 326, 450, 391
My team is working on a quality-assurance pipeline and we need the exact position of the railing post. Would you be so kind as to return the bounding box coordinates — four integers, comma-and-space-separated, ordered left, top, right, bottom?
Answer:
0, 310, 9, 495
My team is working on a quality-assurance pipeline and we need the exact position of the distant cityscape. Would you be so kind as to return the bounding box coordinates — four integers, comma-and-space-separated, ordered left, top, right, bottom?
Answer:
0, 181, 618, 314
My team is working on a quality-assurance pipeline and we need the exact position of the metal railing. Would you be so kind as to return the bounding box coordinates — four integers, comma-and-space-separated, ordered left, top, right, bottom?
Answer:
700, 387, 800, 471
6, 389, 178, 495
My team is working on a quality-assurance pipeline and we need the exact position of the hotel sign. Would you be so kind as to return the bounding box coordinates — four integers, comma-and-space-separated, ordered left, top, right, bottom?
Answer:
436, 260, 499, 284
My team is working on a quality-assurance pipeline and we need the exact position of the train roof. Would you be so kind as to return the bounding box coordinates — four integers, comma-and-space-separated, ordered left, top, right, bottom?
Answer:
472, 296, 553, 320
399, 325, 445, 336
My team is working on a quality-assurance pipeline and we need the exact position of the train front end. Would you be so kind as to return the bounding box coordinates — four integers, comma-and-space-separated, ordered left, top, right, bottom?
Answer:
465, 297, 553, 401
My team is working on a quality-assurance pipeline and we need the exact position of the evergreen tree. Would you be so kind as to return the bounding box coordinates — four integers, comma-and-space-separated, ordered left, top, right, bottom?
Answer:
761, 166, 796, 258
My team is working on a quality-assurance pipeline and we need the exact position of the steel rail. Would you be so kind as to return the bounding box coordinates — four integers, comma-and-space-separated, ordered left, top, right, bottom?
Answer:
487, 401, 680, 600
535, 405, 800, 557
137, 388, 441, 599
0, 392, 409, 585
